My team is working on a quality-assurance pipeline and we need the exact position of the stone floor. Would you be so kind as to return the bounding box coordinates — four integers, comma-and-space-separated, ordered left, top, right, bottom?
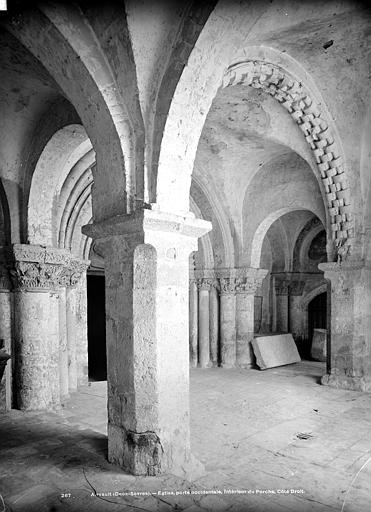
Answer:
1, 361, 371, 512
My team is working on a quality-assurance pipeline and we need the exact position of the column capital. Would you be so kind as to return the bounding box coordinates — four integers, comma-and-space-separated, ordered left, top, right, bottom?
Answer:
219, 277, 238, 295
195, 278, 214, 291
318, 260, 366, 275
7, 244, 71, 292
216, 267, 268, 295
319, 261, 368, 297
58, 257, 90, 288
82, 208, 211, 256
273, 273, 306, 296
0, 262, 11, 291
82, 209, 211, 267
274, 278, 290, 296
289, 280, 306, 296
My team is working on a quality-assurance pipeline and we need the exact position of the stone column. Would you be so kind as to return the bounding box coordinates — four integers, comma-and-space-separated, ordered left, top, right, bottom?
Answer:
58, 286, 69, 399
235, 268, 268, 368
319, 262, 371, 391
59, 258, 90, 392
0, 262, 12, 411
75, 270, 89, 386
196, 278, 213, 368
66, 286, 78, 391
209, 283, 219, 367
219, 278, 237, 368
189, 279, 198, 368
274, 276, 290, 332
82, 208, 211, 476
289, 280, 306, 341
9, 244, 67, 411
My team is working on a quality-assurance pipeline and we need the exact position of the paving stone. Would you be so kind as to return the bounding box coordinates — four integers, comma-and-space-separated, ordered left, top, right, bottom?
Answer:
252, 334, 301, 370
1, 363, 371, 512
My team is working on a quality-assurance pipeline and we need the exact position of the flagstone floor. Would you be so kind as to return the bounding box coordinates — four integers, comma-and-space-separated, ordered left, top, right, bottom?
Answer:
1, 361, 370, 512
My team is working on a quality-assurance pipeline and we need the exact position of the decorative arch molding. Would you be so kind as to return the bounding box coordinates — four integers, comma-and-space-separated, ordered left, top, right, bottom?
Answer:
0, 178, 11, 247
301, 283, 328, 312
292, 217, 325, 272
28, 125, 93, 247
223, 60, 353, 258
251, 207, 318, 269
192, 175, 235, 268
4, 8, 133, 219
269, 218, 290, 273
190, 197, 214, 270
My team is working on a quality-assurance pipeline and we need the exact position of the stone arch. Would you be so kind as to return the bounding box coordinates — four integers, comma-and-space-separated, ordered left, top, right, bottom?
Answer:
27, 124, 92, 247
251, 207, 319, 269
0, 178, 11, 247
157, 43, 353, 260
148, 1, 217, 202
222, 60, 352, 258
192, 175, 235, 269
301, 284, 328, 312
360, 101, 371, 262
190, 197, 214, 270
5, 5, 139, 219
292, 217, 325, 272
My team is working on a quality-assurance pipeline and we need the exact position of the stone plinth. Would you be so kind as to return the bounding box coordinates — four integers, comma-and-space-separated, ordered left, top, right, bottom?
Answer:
311, 328, 327, 362
82, 207, 211, 477
319, 262, 371, 392
252, 333, 301, 370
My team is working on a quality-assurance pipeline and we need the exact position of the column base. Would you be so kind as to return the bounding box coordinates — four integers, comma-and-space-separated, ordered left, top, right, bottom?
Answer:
321, 373, 371, 392
108, 424, 205, 479
197, 362, 213, 369
220, 363, 236, 369
236, 363, 254, 370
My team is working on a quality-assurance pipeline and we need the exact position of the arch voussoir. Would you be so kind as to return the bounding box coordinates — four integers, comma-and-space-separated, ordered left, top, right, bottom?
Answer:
223, 61, 353, 259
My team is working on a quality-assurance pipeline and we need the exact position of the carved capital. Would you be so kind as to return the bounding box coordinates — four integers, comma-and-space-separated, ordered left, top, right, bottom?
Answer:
275, 279, 290, 296
7, 244, 83, 292
11, 261, 64, 291
196, 278, 214, 291
219, 277, 237, 295
235, 276, 262, 295
58, 258, 90, 287
0, 264, 11, 291
290, 280, 306, 296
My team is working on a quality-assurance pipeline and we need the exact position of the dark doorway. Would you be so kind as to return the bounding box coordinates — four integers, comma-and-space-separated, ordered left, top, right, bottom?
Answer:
308, 292, 327, 357
87, 274, 107, 381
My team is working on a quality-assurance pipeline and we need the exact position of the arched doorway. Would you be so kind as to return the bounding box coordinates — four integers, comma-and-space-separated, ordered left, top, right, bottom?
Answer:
87, 243, 106, 381
87, 274, 106, 381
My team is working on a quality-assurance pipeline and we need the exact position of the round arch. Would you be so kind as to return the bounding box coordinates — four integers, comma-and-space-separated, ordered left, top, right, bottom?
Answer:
0, 178, 11, 247
190, 196, 214, 270
28, 125, 92, 247
6, 6, 138, 220
250, 207, 319, 269
301, 284, 328, 312
156, 41, 353, 261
